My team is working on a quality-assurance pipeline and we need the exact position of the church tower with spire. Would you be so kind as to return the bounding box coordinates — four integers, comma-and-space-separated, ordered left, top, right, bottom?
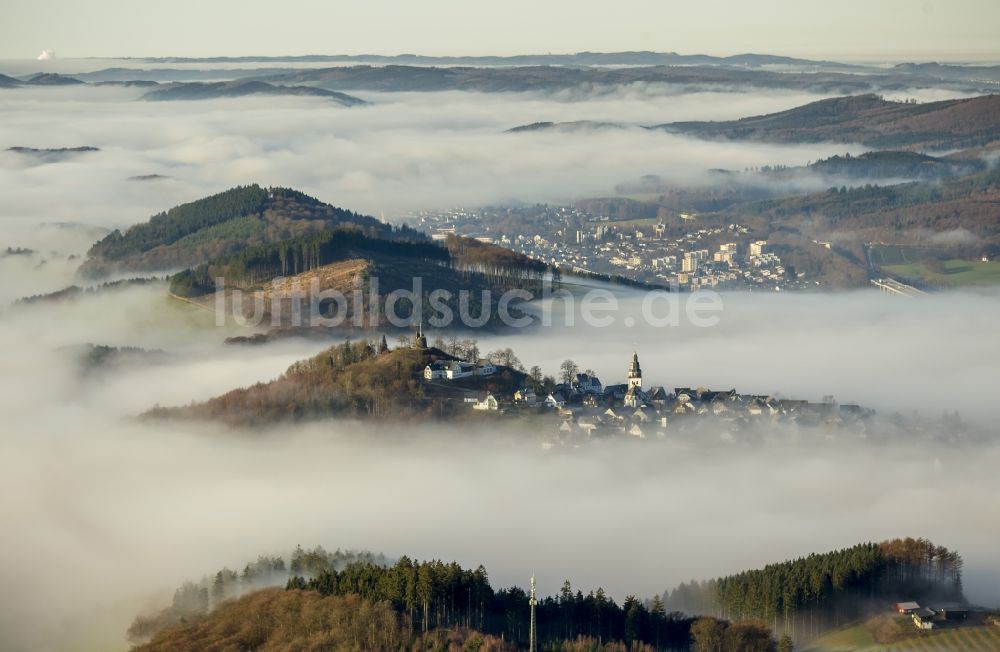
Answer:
628, 351, 642, 390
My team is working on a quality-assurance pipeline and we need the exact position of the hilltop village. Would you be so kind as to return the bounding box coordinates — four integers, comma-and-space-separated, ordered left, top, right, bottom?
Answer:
411, 325, 876, 442
157, 326, 967, 441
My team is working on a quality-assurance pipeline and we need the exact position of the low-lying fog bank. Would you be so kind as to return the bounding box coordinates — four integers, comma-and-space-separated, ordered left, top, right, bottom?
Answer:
1, 279, 998, 651
0, 85, 867, 223
1, 420, 998, 652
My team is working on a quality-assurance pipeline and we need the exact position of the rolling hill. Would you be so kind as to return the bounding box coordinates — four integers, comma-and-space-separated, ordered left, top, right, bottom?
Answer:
6, 146, 100, 164
80, 185, 548, 337
23, 72, 85, 85
505, 119, 625, 133
79, 185, 409, 276
147, 339, 528, 425
739, 165, 1000, 248
655, 93, 1000, 150
259, 65, 997, 95
140, 80, 366, 105
804, 150, 982, 180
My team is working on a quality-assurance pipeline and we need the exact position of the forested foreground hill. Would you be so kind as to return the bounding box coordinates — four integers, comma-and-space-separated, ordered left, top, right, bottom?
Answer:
79, 185, 422, 276
128, 548, 742, 651
134, 589, 517, 652
128, 538, 965, 652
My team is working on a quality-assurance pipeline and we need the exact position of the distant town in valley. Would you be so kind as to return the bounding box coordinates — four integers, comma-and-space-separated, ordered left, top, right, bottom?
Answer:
407, 205, 807, 292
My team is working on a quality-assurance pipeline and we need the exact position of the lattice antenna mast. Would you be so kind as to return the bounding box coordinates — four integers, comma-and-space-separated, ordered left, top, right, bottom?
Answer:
529, 575, 538, 652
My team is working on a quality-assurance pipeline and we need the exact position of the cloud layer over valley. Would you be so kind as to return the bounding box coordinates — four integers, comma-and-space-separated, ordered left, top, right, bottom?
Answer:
1, 272, 999, 651
1, 77, 998, 652
1, 84, 869, 225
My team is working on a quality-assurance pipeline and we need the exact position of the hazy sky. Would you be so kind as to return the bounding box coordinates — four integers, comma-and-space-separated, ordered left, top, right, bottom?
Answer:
3, 0, 999, 61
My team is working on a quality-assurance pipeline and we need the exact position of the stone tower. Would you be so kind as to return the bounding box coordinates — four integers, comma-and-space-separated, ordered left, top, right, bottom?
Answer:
413, 317, 428, 349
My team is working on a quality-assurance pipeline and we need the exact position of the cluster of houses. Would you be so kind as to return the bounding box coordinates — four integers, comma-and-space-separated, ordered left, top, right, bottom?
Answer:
423, 346, 873, 438
423, 358, 497, 380
895, 601, 969, 630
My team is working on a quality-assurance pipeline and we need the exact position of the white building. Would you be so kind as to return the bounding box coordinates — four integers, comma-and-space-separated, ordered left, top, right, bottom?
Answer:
446, 361, 477, 379
514, 387, 537, 404
423, 361, 449, 380
473, 393, 500, 411
544, 393, 566, 409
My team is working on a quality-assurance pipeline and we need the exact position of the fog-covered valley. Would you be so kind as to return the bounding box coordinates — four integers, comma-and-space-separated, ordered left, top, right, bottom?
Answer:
2, 62, 999, 652
2, 80, 971, 225
2, 255, 1000, 650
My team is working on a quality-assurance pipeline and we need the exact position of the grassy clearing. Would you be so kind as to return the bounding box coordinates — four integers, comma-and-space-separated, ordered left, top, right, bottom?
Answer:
804, 623, 1000, 652
883, 260, 1000, 287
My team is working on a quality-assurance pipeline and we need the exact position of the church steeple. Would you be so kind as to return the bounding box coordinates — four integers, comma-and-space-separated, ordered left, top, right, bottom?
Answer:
628, 351, 642, 389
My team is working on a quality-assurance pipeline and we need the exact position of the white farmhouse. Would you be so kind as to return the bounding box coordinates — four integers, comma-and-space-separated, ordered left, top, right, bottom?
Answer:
473, 393, 500, 411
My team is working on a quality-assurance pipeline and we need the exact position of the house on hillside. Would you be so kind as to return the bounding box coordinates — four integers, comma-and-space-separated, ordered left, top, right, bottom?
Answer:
545, 392, 566, 409
572, 373, 603, 395
935, 604, 969, 622
604, 383, 628, 401
445, 361, 477, 379
423, 361, 449, 380
473, 393, 499, 411
646, 386, 668, 407
895, 601, 920, 615
476, 359, 497, 376
514, 387, 536, 405
576, 415, 601, 437
912, 608, 937, 630
746, 399, 764, 417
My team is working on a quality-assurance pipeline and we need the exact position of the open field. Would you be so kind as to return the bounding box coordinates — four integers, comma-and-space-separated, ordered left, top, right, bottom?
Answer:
803, 623, 1000, 652
869, 245, 945, 267
883, 260, 1000, 287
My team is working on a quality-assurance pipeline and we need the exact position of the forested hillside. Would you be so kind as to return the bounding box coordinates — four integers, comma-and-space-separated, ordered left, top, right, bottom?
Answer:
131, 540, 954, 651
803, 151, 981, 180
135, 588, 524, 652
130, 549, 703, 651
80, 185, 421, 276
741, 165, 1000, 258
657, 94, 1000, 151
664, 538, 964, 642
